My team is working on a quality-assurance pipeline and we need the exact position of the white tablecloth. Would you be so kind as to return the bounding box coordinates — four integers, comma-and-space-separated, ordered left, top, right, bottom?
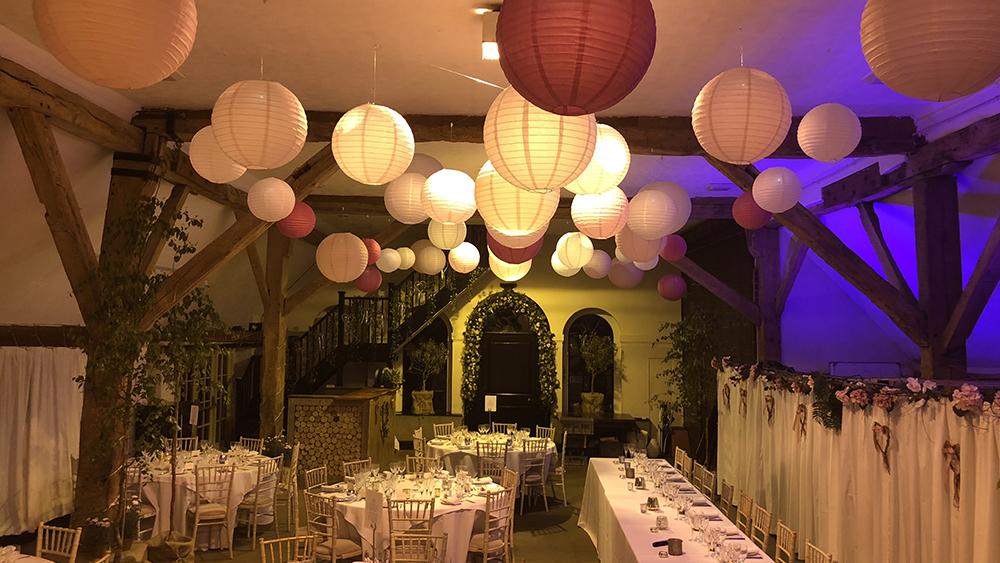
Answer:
578, 458, 770, 562
427, 439, 556, 476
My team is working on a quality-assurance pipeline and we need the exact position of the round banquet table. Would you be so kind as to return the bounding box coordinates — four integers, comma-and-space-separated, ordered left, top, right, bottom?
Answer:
329, 479, 503, 563
426, 438, 557, 477
142, 453, 267, 550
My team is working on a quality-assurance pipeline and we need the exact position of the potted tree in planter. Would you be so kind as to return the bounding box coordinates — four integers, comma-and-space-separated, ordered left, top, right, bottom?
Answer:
409, 340, 447, 415
578, 332, 617, 418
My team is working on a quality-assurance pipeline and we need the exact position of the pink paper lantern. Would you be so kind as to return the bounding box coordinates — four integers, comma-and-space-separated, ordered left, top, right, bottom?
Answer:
353, 266, 382, 293
487, 232, 544, 265
657, 274, 687, 301
659, 235, 687, 262
362, 238, 382, 266
732, 192, 772, 230
276, 201, 316, 239
608, 259, 643, 289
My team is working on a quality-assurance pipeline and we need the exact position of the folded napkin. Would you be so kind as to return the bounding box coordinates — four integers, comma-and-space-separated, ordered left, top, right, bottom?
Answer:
692, 500, 711, 506
707, 514, 723, 520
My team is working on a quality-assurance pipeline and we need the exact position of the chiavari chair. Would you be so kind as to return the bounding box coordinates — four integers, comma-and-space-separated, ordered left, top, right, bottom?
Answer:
519, 438, 549, 514
238, 455, 282, 544
476, 441, 508, 480
171, 436, 199, 451
123, 463, 157, 540
406, 455, 435, 474
735, 491, 754, 535
548, 430, 568, 505
389, 533, 447, 563
467, 489, 514, 562
534, 426, 554, 440
718, 480, 736, 520
191, 465, 236, 559
303, 492, 362, 562
775, 520, 798, 563
491, 422, 517, 435
804, 541, 834, 563
35, 523, 81, 563
258, 534, 316, 563
413, 427, 426, 456
750, 504, 773, 550
238, 436, 264, 452
700, 468, 717, 498
691, 461, 706, 491
276, 442, 300, 532
303, 465, 328, 492
342, 458, 372, 480
387, 499, 436, 536
432, 422, 454, 438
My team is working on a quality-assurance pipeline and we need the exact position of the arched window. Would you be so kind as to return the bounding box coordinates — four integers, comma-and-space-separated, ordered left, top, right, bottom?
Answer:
402, 318, 450, 415
564, 313, 615, 417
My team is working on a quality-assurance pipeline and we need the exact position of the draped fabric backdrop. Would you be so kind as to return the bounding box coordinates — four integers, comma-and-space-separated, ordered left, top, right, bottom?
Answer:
0, 347, 85, 535
717, 369, 1000, 563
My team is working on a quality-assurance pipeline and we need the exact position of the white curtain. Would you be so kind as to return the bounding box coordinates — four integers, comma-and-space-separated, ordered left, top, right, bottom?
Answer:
0, 347, 86, 535
717, 370, 1000, 563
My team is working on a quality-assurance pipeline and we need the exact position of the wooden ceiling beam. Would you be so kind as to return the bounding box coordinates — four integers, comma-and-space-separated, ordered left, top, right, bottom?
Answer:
857, 201, 917, 304
775, 236, 808, 318
671, 256, 761, 324
162, 149, 250, 213
132, 108, 920, 158
141, 183, 190, 276
941, 214, 1000, 353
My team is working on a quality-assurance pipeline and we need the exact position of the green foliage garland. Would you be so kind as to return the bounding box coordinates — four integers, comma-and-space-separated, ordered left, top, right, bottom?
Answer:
461, 289, 557, 415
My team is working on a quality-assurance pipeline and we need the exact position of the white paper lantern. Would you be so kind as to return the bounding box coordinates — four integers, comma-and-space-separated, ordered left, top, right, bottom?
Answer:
692, 67, 792, 164
566, 124, 631, 195
608, 259, 643, 289
489, 250, 531, 282
383, 173, 430, 225
247, 178, 295, 222
861, 0, 1000, 102
406, 154, 444, 177
449, 242, 481, 274
422, 169, 477, 224
316, 233, 368, 283
627, 183, 691, 240
189, 126, 246, 183
414, 244, 446, 275
615, 225, 663, 262
331, 103, 415, 185
556, 232, 595, 269
397, 247, 416, 270
428, 220, 467, 250
571, 188, 629, 240
476, 161, 560, 235
797, 103, 862, 162
583, 249, 612, 279
753, 167, 802, 213
376, 248, 402, 273
614, 247, 629, 262
212, 80, 308, 170
34, 0, 198, 89
486, 222, 548, 249
483, 87, 597, 193
635, 256, 659, 271
550, 251, 581, 277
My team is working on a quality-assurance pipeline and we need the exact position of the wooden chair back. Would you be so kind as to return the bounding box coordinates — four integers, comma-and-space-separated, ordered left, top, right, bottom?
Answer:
476, 441, 508, 479
172, 436, 199, 451
534, 426, 554, 440
303, 465, 328, 491
805, 541, 834, 563
303, 492, 342, 550
491, 422, 517, 435
432, 422, 454, 438
522, 437, 549, 454
718, 480, 735, 520
342, 457, 372, 480
36, 523, 81, 563
238, 436, 263, 451
691, 461, 705, 491
387, 498, 436, 536
406, 455, 436, 474
501, 468, 519, 494
413, 427, 426, 456
248, 456, 282, 504
735, 491, 754, 534
194, 465, 235, 508
478, 489, 514, 559
258, 534, 316, 563
390, 533, 447, 563
701, 468, 717, 498
682, 453, 694, 479
750, 504, 773, 549
775, 520, 798, 563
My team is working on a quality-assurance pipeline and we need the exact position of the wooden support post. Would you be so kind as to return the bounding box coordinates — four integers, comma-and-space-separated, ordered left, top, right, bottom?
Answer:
857, 201, 917, 303
775, 237, 807, 318
141, 184, 190, 276
941, 215, 1000, 352
913, 176, 965, 378
671, 257, 761, 324
261, 228, 290, 437
245, 241, 268, 306
749, 228, 781, 362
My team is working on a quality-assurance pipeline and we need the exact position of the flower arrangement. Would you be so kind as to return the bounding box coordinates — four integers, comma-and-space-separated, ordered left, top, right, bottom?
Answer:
952, 384, 984, 417
262, 434, 292, 460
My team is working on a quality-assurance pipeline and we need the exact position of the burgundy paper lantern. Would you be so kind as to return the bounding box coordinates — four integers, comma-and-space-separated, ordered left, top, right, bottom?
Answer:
276, 201, 316, 239
362, 238, 382, 266
732, 192, 772, 230
487, 232, 544, 265
659, 235, 687, 262
354, 266, 382, 293
496, 0, 657, 116
657, 274, 687, 301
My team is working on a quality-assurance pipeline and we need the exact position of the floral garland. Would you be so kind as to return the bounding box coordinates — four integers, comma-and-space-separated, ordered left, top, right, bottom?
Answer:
460, 288, 558, 416
716, 357, 1000, 431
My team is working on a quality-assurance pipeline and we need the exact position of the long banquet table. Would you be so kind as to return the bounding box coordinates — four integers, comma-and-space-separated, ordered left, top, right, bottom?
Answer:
426, 437, 557, 476
578, 458, 771, 562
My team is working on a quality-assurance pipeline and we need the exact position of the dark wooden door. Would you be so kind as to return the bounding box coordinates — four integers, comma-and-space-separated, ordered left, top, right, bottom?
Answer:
467, 331, 547, 430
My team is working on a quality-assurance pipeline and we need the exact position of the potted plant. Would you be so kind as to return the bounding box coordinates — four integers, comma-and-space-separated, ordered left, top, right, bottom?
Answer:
374, 365, 402, 390
578, 332, 617, 418
409, 340, 447, 415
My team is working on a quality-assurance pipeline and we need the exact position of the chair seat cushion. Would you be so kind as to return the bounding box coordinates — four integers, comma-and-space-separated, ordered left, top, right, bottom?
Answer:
523, 474, 543, 483
468, 532, 506, 553
188, 502, 227, 519
317, 538, 363, 558
138, 504, 157, 519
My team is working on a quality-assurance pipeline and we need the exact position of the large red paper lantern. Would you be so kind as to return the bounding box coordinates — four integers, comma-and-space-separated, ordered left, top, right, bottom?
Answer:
657, 274, 687, 301
276, 201, 316, 239
487, 232, 544, 265
659, 235, 687, 262
496, 0, 657, 116
732, 192, 772, 230
362, 238, 382, 266
354, 266, 382, 293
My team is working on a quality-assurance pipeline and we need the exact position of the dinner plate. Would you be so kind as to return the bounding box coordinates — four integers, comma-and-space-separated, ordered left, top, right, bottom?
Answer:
473, 476, 493, 485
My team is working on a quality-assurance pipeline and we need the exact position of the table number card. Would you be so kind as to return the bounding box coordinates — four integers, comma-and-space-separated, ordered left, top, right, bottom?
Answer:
485, 395, 497, 412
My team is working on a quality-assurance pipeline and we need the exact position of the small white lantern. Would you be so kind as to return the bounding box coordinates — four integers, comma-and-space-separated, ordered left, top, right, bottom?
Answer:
571, 188, 629, 240
486, 222, 548, 249
489, 250, 531, 281
212, 80, 308, 170
583, 249, 612, 279
376, 248, 402, 273
34, 0, 198, 89
627, 182, 691, 240
550, 251, 581, 277
615, 225, 663, 262
483, 87, 597, 192
566, 124, 631, 195
608, 259, 643, 289
331, 103, 415, 185
397, 247, 416, 270
413, 244, 446, 275
692, 67, 792, 164
614, 247, 629, 262
316, 233, 368, 283
476, 161, 560, 236
753, 167, 802, 213
428, 220, 467, 250
556, 232, 595, 269
247, 178, 295, 222
422, 169, 477, 224
189, 126, 246, 184
634, 256, 659, 271
449, 242, 481, 274
797, 103, 862, 162
384, 173, 430, 225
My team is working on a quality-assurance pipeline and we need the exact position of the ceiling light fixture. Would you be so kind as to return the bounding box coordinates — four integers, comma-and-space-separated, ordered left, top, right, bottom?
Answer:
482, 10, 499, 61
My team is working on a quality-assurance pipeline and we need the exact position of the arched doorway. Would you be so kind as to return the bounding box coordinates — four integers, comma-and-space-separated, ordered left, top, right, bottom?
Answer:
564, 312, 615, 417
402, 317, 450, 415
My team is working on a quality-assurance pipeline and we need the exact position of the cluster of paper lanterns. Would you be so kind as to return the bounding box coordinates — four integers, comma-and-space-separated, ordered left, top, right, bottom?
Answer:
212, 80, 309, 170
732, 192, 772, 230
332, 104, 415, 185
448, 242, 481, 274
487, 232, 543, 265
189, 126, 246, 184
476, 161, 559, 235
566, 125, 631, 195
427, 221, 467, 250
317, 233, 368, 283
571, 188, 629, 240
627, 182, 691, 240
422, 169, 477, 224
489, 251, 531, 282
276, 201, 316, 239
